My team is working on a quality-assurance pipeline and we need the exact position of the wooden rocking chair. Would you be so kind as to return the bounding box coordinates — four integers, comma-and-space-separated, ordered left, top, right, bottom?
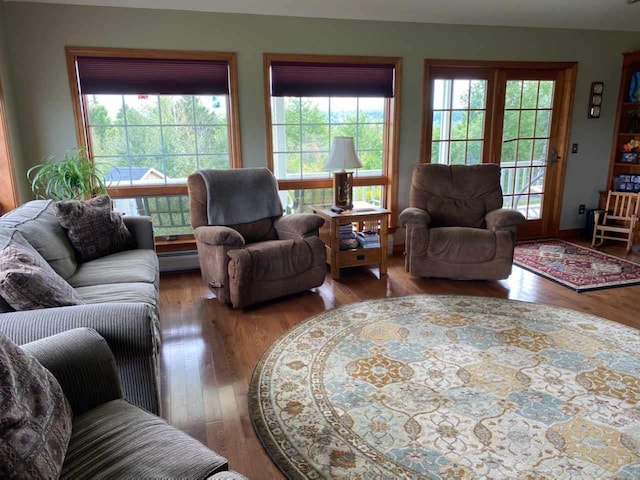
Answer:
591, 191, 640, 253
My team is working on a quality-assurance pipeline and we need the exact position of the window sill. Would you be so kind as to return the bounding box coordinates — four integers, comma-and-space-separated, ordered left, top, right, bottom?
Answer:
155, 236, 196, 253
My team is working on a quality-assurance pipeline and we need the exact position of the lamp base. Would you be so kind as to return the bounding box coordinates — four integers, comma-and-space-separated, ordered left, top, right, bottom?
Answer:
332, 171, 354, 210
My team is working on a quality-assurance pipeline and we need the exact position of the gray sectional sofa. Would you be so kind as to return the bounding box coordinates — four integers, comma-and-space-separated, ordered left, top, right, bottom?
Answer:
0, 199, 161, 415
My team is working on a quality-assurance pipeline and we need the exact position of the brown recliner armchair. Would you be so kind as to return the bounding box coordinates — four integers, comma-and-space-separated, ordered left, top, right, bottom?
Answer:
188, 168, 326, 308
399, 164, 525, 280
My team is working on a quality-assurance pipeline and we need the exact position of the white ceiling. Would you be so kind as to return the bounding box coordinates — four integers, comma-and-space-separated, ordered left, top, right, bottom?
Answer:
8, 0, 640, 32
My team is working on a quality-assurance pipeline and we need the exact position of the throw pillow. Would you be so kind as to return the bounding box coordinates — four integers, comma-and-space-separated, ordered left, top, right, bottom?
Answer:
0, 332, 73, 479
53, 195, 135, 263
0, 243, 85, 310
0, 295, 14, 313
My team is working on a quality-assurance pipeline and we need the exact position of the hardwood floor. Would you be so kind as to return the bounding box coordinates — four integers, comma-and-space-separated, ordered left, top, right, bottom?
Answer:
158, 241, 640, 479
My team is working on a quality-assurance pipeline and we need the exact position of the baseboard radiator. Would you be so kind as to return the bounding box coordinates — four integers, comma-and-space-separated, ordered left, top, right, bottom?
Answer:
157, 250, 200, 274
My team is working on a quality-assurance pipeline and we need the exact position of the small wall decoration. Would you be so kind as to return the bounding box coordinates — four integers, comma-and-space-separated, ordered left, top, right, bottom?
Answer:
588, 81, 604, 118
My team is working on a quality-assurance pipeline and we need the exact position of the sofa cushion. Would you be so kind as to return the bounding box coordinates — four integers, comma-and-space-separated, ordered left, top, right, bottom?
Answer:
0, 200, 77, 279
75, 282, 157, 308
428, 227, 497, 263
54, 195, 135, 263
0, 332, 73, 479
0, 243, 85, 310
67, 249, 158, 289
61, 399, 228, 479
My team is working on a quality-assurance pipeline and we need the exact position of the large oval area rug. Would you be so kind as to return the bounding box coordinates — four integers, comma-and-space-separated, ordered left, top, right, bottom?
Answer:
250, 295, 640, 479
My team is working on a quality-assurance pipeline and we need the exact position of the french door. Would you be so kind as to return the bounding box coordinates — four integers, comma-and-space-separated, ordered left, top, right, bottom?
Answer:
423, 61, 576, 238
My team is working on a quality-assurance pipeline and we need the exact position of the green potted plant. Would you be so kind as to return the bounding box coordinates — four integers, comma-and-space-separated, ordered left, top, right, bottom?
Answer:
27, 149, 107, 200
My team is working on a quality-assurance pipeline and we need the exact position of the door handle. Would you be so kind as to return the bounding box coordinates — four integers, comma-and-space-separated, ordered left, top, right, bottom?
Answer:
548, 147, 561, 165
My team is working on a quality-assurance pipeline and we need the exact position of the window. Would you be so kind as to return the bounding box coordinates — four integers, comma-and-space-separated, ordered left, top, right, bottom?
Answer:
264, 54, 401, 221
66, 47, 241, 237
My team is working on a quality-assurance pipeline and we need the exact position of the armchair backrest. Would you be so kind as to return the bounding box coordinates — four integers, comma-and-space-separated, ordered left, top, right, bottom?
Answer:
188, 169, 281, 243
410, 164, 503, 228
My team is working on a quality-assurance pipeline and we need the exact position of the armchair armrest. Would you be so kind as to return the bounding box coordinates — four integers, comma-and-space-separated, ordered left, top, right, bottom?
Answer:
485, 208, 526, 231
399, 207, 432, 227
20, 328, 123, 416
194, 226, 245, 247
124, 215, 155, 250
274, 214, 324, 240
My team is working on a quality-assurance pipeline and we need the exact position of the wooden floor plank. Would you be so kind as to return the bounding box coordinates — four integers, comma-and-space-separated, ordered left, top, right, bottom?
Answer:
159, 241, 640, 478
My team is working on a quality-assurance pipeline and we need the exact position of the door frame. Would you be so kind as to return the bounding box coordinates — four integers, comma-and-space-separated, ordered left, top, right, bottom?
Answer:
421, 59, 577, 239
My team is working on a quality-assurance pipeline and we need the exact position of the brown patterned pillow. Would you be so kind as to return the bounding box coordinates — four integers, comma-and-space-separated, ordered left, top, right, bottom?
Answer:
0, 243, 85, 310
0, 332, 73, 478
0, 295, 14, 313
53, 195, 135, 262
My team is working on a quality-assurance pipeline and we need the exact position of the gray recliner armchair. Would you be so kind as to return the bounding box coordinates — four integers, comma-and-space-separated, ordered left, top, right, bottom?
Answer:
399, 164, 525, 280
188, 168, 327, 308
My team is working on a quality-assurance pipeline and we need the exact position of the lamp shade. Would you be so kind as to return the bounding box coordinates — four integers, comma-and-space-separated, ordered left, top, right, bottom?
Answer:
325, 137, 363, 171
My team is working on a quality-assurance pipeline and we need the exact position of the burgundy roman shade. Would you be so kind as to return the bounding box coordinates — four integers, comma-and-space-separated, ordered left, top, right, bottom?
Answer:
270, 61, 395, 97
76, 57, 230, 95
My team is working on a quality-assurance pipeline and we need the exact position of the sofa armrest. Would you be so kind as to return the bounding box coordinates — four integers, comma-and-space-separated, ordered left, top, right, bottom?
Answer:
0, 302, 160, 414
0, 303, 158, 359
195, 226, 245, 247
274, 214, 324, 240
21, 328, 123, 416
399, 207, 432, 227
485, 208, 526, 232
124, 215, 155, 250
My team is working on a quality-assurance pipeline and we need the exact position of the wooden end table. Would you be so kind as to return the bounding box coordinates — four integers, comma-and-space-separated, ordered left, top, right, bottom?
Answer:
310, 203, 391, 280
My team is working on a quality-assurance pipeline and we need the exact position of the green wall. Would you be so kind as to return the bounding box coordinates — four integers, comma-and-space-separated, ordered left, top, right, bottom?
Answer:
0, 1, 26, 202
3, 2, 639, 229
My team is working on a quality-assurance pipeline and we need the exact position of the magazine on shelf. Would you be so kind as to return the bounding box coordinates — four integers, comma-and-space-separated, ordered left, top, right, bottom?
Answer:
356, 230, 380, 248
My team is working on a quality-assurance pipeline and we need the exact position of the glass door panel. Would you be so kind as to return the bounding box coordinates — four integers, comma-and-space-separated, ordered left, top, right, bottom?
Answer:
431, 78, 487, 165
500, 80, 555, 220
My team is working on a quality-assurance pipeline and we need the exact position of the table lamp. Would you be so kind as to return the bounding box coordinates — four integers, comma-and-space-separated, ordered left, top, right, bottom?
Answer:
325, 136, 362, 210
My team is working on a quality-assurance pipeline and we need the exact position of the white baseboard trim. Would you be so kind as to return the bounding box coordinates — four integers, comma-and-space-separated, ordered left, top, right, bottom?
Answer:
158, 250, 200, 273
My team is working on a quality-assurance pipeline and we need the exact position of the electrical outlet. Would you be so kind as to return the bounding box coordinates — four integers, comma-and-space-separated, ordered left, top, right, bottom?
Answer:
572, 143, 579, 154
578, 204, 585, 214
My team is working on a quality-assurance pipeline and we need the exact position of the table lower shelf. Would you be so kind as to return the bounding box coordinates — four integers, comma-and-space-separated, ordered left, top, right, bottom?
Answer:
326, 245, 387, 279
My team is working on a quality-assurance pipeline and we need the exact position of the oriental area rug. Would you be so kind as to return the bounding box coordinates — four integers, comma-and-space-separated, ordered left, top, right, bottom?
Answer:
514, 239, 640, 292
249, 295, 640, 479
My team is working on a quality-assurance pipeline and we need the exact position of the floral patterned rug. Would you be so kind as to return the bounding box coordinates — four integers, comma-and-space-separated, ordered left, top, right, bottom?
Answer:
514, 239, 640, 292
250, 295, 640, 479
